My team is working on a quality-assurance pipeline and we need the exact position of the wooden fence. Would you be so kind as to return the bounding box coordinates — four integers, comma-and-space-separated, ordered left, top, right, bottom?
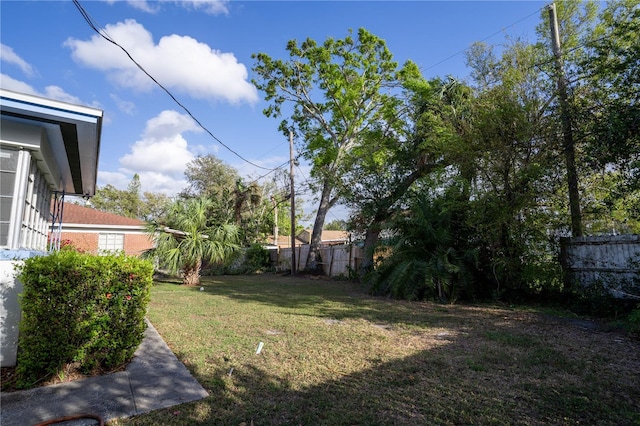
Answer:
560, 234, 640, 299
274, 244, 364, 277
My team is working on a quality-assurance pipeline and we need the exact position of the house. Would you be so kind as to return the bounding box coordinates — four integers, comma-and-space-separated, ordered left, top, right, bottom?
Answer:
296, 229, 350, 246
264, 230, 350, 249
54, 203, 153, 256
265, 229, 354, 274
0, 88, 103, 367
263, 234, 304, 249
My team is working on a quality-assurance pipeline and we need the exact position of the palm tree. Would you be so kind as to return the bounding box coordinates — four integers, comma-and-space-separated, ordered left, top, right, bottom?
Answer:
146, 197, 239, 286
368, 190, 477, 302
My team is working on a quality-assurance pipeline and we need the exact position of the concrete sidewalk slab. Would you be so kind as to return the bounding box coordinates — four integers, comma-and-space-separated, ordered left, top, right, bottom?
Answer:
0, 320, 209, 425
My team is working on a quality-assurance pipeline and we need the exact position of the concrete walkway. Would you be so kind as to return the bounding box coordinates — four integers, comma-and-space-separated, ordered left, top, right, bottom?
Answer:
0, 320, 209, 425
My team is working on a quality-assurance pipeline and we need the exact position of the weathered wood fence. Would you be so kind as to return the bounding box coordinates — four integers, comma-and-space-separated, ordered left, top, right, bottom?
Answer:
274, 244, 364, 277
560, 234, 640, 299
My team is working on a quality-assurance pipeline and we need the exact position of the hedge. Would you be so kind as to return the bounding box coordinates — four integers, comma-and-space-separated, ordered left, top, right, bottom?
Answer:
15, 250, 154, 388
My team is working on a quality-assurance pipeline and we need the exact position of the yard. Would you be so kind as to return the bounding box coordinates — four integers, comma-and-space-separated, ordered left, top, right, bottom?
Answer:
116, 275, 639, 425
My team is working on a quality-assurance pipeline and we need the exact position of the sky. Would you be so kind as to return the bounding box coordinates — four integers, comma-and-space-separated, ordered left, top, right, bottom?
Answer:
1, 0, 548, 222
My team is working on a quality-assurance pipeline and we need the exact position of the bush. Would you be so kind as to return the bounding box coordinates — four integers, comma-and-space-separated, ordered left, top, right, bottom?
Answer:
244, 244, 271, 273
569, 279, 638, 319
15, 250, 154, 388
628, 305, 640, 335
219, 244, 272, 275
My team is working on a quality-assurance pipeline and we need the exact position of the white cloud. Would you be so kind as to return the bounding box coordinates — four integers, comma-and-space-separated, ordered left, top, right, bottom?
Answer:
97, 169, 186, 195
103, 0, 159, 13
42, 86, 84, 105
64, 19, 257, 104
136, 171, 187, 195
105, 0, 229, 15
176, 0, 229, 15
110, 94, 136, 115
0, 73, 37, 94
142, 109, 201, 140
0, 74, 91, 107
0, 44, 35, 77
96, 170, 131, 189
125, 0, 159, 13
121, 133, 195, 174
107, 110, 201, 194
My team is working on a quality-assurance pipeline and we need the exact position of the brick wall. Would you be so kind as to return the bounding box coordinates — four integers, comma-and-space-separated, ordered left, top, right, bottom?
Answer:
59, 232, 98, 253
124, 233, 154, 256
57, 231, 153, 256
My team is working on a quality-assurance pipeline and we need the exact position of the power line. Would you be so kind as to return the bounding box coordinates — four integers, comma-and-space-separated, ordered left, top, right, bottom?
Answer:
246, 159, 291, 186
422, 6, 544, 73
72, 0, 275, 171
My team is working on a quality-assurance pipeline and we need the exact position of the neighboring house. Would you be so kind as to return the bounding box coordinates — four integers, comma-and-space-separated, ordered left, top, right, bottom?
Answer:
265, 230, 350, 249
296, 229, 350, 246
0, 89, 103, 367
54, 203, 153, 256
263, 234, 304, 249
269, 229, 358, 275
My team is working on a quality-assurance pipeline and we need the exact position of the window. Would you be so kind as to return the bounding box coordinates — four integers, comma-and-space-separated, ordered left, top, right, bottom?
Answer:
0, 146, 52, 250
0, 147, 18, 247
20, 157, 51, 250
98, 233, 124, 253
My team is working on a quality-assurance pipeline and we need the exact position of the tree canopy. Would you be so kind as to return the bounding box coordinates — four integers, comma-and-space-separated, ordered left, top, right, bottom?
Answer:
91, 174, 171, 222
248, 2, 638, 301
252, 28, 418, 272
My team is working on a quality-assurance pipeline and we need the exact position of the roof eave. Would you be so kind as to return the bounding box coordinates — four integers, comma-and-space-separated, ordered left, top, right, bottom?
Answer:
0, 89, 103, 196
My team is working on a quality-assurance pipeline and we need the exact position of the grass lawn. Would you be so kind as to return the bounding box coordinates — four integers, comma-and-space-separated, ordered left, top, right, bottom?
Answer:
115, 275, 640, 425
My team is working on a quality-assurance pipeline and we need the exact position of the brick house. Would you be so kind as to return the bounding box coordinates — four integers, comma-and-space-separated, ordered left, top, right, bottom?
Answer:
55, 203, 153, 256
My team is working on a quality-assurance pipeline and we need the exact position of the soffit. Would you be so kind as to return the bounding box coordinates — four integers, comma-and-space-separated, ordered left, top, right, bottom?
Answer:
0, 89, 103, 196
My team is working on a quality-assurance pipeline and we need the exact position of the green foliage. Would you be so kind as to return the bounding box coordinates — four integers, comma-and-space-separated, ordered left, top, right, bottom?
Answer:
324, 220, 347, 231
91, 174, 171, 222
182, 154, 240, 199
146, 197, 239, 285
627, 305, 640, 334
569, 280, 638, 318
223, 244, 272, 275
368, 191, 477, 302
576, 0, 640, 234
181, 155, 284, 246
244, 244, 271, 272
15, 250, 153, 388
252, 27, 413, 270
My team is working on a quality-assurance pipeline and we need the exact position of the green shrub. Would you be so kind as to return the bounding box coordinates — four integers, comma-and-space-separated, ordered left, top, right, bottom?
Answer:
628, 305, 640, 334
15, 250, 153, 388
244, 244, 271, 273
220, 244, 272, 275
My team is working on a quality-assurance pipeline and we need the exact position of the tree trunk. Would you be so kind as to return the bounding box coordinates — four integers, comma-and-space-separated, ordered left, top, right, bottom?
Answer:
358, 164, 435, 279
305, 179, 334, 274
359, 224, 381, 277
182, 258, 202, 286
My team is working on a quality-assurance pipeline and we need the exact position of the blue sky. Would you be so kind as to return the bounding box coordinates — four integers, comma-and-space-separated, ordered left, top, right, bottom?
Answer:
1, 0, 547, 219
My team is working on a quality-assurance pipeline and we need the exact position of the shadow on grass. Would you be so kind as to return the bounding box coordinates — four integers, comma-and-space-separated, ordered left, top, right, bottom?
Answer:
140, 276, 640, 425
161, 330, 640, 425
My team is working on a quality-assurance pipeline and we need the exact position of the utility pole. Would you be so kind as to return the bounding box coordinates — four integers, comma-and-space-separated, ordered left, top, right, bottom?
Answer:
548, 3, 583, 237
289, 130, 297, 274
271, 196, 278, 246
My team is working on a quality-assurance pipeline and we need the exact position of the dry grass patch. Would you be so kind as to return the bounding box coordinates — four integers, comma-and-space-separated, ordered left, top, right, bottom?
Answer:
114, 275, 640, 426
